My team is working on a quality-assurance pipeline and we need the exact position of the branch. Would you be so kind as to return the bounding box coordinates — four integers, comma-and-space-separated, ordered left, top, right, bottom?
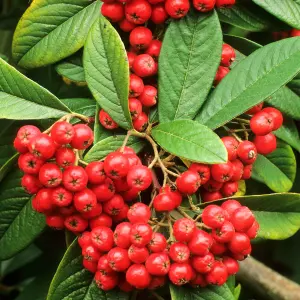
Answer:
237, 256, 300, 300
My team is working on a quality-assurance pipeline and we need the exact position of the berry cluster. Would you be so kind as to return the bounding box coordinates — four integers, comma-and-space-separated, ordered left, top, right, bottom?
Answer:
273, 28, 300, 40
78, 199, 258, 291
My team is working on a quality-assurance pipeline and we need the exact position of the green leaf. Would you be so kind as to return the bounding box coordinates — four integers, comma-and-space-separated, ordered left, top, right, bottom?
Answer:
253, 0, 300, 29
0, 58, 70, 119
84, 16, 132, 130
93, 104, 111, 144
223, 35, 262, 55
158, 10, 222, 123
151, 120, 227, 164
288, 72, 300, 95
56, 56, 85, 83
61, 98, 96, 119
12, 0, 101, 68
84, 135, 145, 163
47, 240, 129, 300
170, 283, 234, 300
0, 170, 45, 260
252, 141, 296, 193
196, 38, 300, 129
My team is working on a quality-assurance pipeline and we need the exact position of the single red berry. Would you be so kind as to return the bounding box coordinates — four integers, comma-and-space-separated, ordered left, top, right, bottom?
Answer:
133, 112, 149, 131
212, 220, 235, 243
129, 74, 144, 97
222, 256, 239, 275
250, 111, 274, 136
168, 263, 193, 285
138, 85, 157, 107
129, 98, 142, 120
70, 124, 94, 150
113, 222, 132, 249
169, 242, 190, 263
118, 276, 134, 292
148, 0, 165, 4
221, 43, 235, 67
231, 206, 255, 232
55, 147, 75, 168
127, 51, 137, 69
201, 191, 223, 203
112, 204, 129, 223
82, 244, 101, 262
64, 214, 88, 233
221, 136, 239, 161
103, 194, 125, 216
128, 245, 149, 263
125, 153, 142, 168
126, 264, 151, 289
121, 187, 140, 202
104, 152, 129, 180
130, 223, 153, 247
189, 163, 211, 185
203, 179, 223, 192
95, 271, 119, 291
92, 178, 115, 202
165, 0, 190, 19
215, 0, 235, 8
18, 153, 44, 175
97, 254, 114, 275
91, 226, 114, 252
221, 181, 238, 197
63, 166, 88, 192
127, 202, 151, 224
246, 102, 264, 115
210, 240, 226, 255
38, 163, 62, 188
237, 141, 257, 164
176, 170, 201, 194
173, 218, 196, 242
81, 202, 102, 220
83, 259, 98, 273
202, 205, 227, 228
107, 247, 131, 272
14, 136, 28, 154
231, 159, 244, 181
119, 18, 136, 32
90, 213, 113, 229
32, 188, 53, 213
101, 3, 124, 22
190, 273, 208, 288
16, 125, 41, 148
129, 27, 153, 50
148, 233, 167, 253
246, 220, 260, 239
188, 230, 213, 256
193, 0, 215, 12
221, 199, 241, 217
214, 66, 229, 85
159, 185, 182, 208
51, 121, 74, 145
149, 276, 167, 290
28, 133, 56, 159
242, 164, 252, 180
78, 231, 92, 248
52, 186, 73, 207
262, 107, 283, 130
230, 251, 247, 262
125, 0, 152, 24
99, 110, 119, 130
145, 253, 170, 276
132, 54, 156, 77
290, 28, 300, 37
21, 174, 42, 194
145, 40, 162, 61
253, 133, 277, 155
153, 192, 176, 212
151, 4, 168, 24
206, 261, 228, 286
211, 162, 234, 183
46, 215, 65, 229
85, 162, 106, 185
114, 177, 130, 193
192, 252, 215, 274
228, 232, 251, 254
127, 165, 152, 191
74, 188, 97, 213
59, 205, 76, 216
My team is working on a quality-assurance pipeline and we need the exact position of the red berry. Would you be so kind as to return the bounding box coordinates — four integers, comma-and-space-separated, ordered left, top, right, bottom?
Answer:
222, 256, 239, 275
253, 133, 277, 155
63, 166, 88, 192
228, 232, 251, 254
129, 98, 142, 120
165, 0, 190, 19
55, 147, 75, 168
16, 125, 41, 148
145, 40, 162, 61
133, 54, 156, 77
97, 254, 114, 275
125, 153, 142, 168
149, 276, 167, 290
169, 242, 190, 263
99, 110, 119, 130
203, 179, 223, 192
59, 205, 76, 216
202, 205, 227, 228
250, 111, 274, 136
73, 188, 97, 213
206, 261, 228, 286
192, 252, 215, 274
221, 199, 241, 217
18, 153, 44, 175
210, 240, 226, 255
127, 202, 151, 224
246, 220, 260, 239
138, 85, 157, 107
90, 214, 113, 229
221, 181, 238, 197
173, 218, 196, 242
108, 247, 131, 272
32, 188, 53, 213
103, 194, 125, 216
119, 18, 136, 32
246, 103, 264, 115
92, 178, 115, 202
193, 0, 215, 11
262, 107, 283, 130
237, 141, 257, 164
189, 163, 210, 185
129, 74, 144, 97
114, 222, 132, 248
188, 230, 213, 256
214, 66, 229, 85
212, 220, 235, 243
151, 4, 168, 24
85, 162, 106, 185
78, 232, 91, 248
129, 27, 153, 50
118, 276, 134, 292
83, 259, 97, 273
125, 0, 152, 24
121, 187, 140, 202
70, 124, 93, 150
242, 164, 252, 180
221, 136, 239, 161
126, 264, 151, 289
190, 273, 208, 288
201, 191, 223, 203
127, 52, 137, 69
221, 43, 235, 67
101, 3, 124, 22
64, 214, 88, 233
21, 174, 42, 194
94, 271, 119, 291
215, 0, 235, 8
127, 165, 152, 191
160, 185, 182, 208
91, 226, 114, 252
133, 112, 149, 131
13, 137, 28, 153
104, 152, 129, 180
52, 186, 73, 207
231, 159, 244, 181
130, 223, 153, 247
128, 245, 149, 263
231, 206, 255, 232
148, 0, 165, 4
28, 133, 56, 159
38, 163, 62, 188
81, 203, 102, 220
153, 192, 176, 212
290, 28, 300, 37
148, 233, 167, 253
114, 177, 130, 192
82, 244, 101, 262
145, 253, 170, 276
46, 215, 65, 229
51, 121, 74, 145
168, 263, 193, 285
112, 204, 129, 223
211, 162, 233, 183
176, 170, 201, 194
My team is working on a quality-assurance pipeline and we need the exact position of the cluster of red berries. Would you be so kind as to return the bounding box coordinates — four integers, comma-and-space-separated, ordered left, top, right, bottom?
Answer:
78, 199, 258, 291
273, 28, 300, 41
101, 0, 235, 28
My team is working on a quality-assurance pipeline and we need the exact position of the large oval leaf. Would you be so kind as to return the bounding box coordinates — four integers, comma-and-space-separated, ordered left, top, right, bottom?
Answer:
151, 120, 227, 164
84, 16, 132, 130
0, 58, 70, 119
56, 56, 85, 83
253, 0, 300, 29
47, 240, 129, 300
12, 0, 101, 68
196, 37, 300, 129
0, 170, 45, 260
158, 9, 222, 123
252, 141, 296, 193
84, 135, 145, 163
61, 98, 95, 119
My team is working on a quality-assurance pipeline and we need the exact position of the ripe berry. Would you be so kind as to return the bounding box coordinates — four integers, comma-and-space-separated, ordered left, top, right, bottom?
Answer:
78, 232, 91, 249
108, 247, 131, 272
126, 264, 151, 289
212, 220, 235, 243
85, 162, 106, 185
231, 159, 244, 181
129, 98, 142, 120
122, 187, 140, 202
81, 202, 102, 220
189, 163, 211, 185
95, 271, 119, 291
126, 154, 142, 168
246, 103, 264, 115
228, 232, 251, 254
173, 218, 196, 242
250, 111, 274, 136
92, 178, 115, 202
21, 174, 42, 194
202, 205, 227, 228
83, 259, 97, 273
28, 133, 56, 159
128, 245, 149, 263
176, 170, 201, 194
145, 253, 170, 276
192, 253, 215, 273
130, 223, 153, 247
262, 107, 283, 130
59, 205, 76, 216
114, 177, 130, 193
90, 213, 113, 229
148, 233, 167, 253
149, 276, 167, 290
221, 136, 239, 161
101, 3, 124, 22
51, 121, 74, 145
125, 0, 152, 24
129, 74, 144, 97
146, 40, 162, 61
168, 263, 193, 285
221, 43, 235, 67
32, 188, 53, 213
165, 0, 190, 19
193, 0, 215, 12
119, 18, 136, 32
139, 85, 157, 107
231, 206, 255, 232
202, 191, 223, 203
133, 54, 156, 77
129, 27, 152, 50
214, 66, 229, 85
246, 220, 260, 239
159, 185, 182, 208
64, 214, 88, 233
216, 0, 235, 8
221, 199, 241, 216
39, 163, 62, 188
290, 28, 300, 37
210, 240, 226, 256
237, 141, 257, 164
82, 244, 101, 262
188, 230, 213, 256
55, 147, 75, 168
104, 152, 129, 180
99, 110, 119, 130
103, 194, 125, 216
206, 261, 228, 286
222, 256, 239, 275
97, 255, 114, 275
211, 162, 233, 183
46, 215, 64, 229
190, 273, 208, 288
127, 202, 151, 224
17, 125, 41, 148
52, 186, 73, 207
133, 112, 149, 131
63, 166, 88, 192
70, 124, 94, 150
221, 181, 238, 197
169, 243, 190, 263
74, 188, 97, 213
127, 52, 137, 69
127, 165, 152, 191
18, 153, 44, 175
242, 164, 252, 180
253, 133, 277, 155
203, 179, 223, 192
91, 226, 114, 252
13, 137, 28, 153
151, 4, 168, 24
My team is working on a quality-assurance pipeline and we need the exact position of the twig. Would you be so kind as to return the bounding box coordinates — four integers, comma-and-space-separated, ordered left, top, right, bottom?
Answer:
120, 131, 132, 153
78, 159, 88, 166
177, 207, 194, 220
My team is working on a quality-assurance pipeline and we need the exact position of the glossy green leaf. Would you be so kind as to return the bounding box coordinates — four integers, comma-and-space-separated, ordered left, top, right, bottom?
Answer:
0, 58, 70, 119
196, 38, 300, 129
93, 104, 111, 144
170, 283, 234, 300
0, 170, 45, 260
47, 240, 129, 300
223, 35, 262, 55
252, 141, 296, 193
253, 0, 300, 29
56, 56, 85, 83
288, 72, 300, 95
61, 98, 95, 119
158, 9, 222, 123
151, 120, 227, 164
84, 135, 145, 163
84, 16, 132, 130
12, 0, 101, 68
